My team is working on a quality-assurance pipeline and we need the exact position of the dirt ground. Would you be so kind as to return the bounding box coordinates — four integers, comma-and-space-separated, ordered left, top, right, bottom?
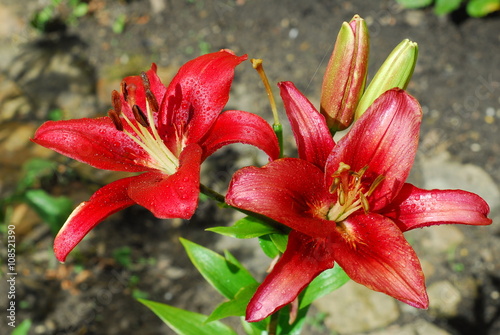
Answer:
1, 0, 500, 334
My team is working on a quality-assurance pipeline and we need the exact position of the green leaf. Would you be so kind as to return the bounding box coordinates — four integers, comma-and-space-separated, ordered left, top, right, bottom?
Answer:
300, 265, 350, 308
258, 233, 289, 258
206, 283, 259, 322
24, 189, 73, 235
180, 238, 257, 299
270, 233, 288, 253
138, 299, 237, 335
207, 216, 280, 239
12, 319, 32, 335
434, 0, 462, 15
467, 0, 500, 17
395, 0, 433, 8
277, 304, 310, 335
18, 158, 57, 191
241, 318, 268, 335
258, 235, 280, 258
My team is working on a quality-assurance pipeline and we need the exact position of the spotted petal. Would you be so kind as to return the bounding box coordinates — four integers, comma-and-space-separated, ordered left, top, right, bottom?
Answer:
127, 144, 202, 219
381, 183, 492, 231
326, 88, 422, 210
199, 110, 280, 161
54, 177, 136, 262
160, 50, 248, 144
226, 158, 336, 237
32, 117, 149, 172
332, 212, 428, 308
246, 231, 335, 322
279, 81, 335, 169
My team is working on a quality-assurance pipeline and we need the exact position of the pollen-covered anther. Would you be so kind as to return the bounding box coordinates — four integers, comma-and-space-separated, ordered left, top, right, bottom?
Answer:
327, 163, 384, 222
132, 105, 149, 128
121, 82, 128, 102
141, 72, 160, 115
108, 109, 124, 131
111, 90, 122, 114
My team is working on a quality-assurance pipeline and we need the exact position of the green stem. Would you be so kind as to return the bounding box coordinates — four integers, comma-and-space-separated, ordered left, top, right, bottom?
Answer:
268, 311, 279, 335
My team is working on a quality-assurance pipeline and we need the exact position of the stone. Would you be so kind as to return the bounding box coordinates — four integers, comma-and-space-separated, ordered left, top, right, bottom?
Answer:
363, 319, 451, 335
427, 280, 462, 317
314, 280, 400, 334
418, 151, 500, 212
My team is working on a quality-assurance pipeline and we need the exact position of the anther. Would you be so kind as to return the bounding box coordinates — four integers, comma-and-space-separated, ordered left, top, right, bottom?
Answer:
132, 105, 149, 128
108, 109, 124, 131
141, 72, 159, 114
111, 90, 122, 114
121, 82, 128, 102
360, 193, 370, 212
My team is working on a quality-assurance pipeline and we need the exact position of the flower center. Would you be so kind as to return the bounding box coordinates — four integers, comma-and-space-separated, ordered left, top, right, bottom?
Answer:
326, 162, 384, 222
108, 79, 179, 175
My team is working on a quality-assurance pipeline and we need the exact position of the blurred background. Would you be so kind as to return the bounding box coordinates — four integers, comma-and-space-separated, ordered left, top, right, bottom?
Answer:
0, 0, 499, 334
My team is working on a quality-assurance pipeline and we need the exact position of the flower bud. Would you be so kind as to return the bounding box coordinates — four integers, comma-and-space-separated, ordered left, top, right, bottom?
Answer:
320, 15, 369, 132
355, 39, 418, 119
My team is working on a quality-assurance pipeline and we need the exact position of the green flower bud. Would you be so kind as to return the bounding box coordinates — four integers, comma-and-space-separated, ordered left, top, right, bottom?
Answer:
355, 39, 418, 119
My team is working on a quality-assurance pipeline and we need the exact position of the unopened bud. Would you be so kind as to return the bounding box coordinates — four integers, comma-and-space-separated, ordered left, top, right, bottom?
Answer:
320, 15, 369, 132
355, 39, 418, 119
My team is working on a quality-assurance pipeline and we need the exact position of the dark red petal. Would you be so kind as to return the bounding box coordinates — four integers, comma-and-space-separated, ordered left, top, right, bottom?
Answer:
226, 158, 336, 237
246, 231, 335, 322
159, 50, 247, 144
279, 81, 335, 169
54, 177, 136, 262
326, 88, 422, 210
199, 110, 280, 161
380, 183, 492, 231
32, 117, 149, 172
332, 213, 428, 308
127, 144, 202, 219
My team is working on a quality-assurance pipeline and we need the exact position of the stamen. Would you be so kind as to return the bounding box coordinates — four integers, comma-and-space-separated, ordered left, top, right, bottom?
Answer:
367, 175, 385, 197
108, 109, 124, 131
132, 105, 149, 128
360, 193, 370, 212
140, 72, 160, 114
111, 90, 122, 114
121, 82, 128, 102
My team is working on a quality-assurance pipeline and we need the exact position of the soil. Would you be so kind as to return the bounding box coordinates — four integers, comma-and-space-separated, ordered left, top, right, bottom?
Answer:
1, 0, 500, 334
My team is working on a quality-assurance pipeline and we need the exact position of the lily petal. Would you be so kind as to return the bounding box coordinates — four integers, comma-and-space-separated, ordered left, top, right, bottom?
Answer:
160, 50, 248, 144
54, 177, 137, 262
247, 231, 335, 322
381, 183, 492, 231
333, 212, 428, 308
279, 81, 335, 169
32, 117, 149, 172
226, 158, 336, 237
199, 110, 280, 161
326, 88, 422, 210
127, 144, 202, 219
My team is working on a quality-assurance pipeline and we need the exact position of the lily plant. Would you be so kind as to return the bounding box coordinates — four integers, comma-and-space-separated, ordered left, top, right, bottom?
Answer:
31, 14, 493, 335
33, 50, 279, 262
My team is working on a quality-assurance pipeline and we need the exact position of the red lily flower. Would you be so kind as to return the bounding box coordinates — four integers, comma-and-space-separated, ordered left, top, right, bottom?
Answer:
226, 83, 492, 322
33, 50, 280, 262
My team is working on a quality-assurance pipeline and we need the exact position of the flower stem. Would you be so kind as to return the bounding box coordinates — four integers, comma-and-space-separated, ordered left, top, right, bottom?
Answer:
268, 311, 279, 335
251, 58, 284, 157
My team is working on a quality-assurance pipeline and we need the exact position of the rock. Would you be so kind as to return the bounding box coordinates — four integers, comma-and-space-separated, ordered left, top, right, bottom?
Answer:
314, 280, 400, 334
418, 151, 500, 212
363, 319, 451, 335
427, 280, 462, 317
